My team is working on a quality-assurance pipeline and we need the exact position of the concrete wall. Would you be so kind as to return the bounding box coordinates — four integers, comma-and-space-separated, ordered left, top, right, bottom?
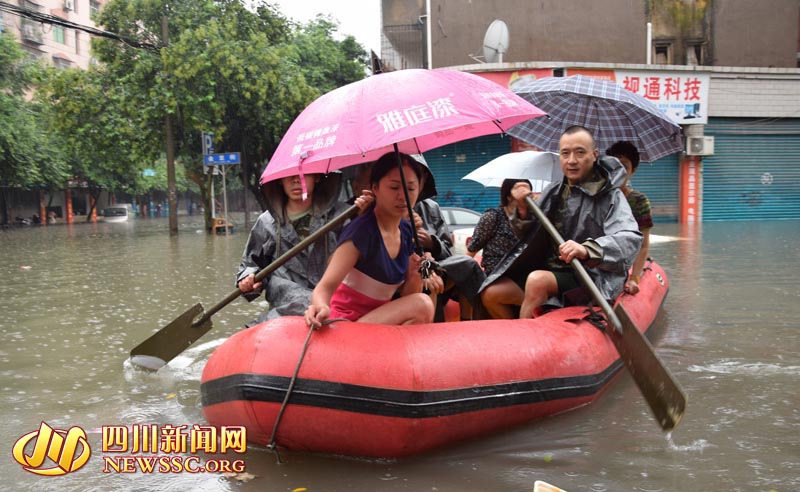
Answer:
382, 0, 800, 69
428, 0, 646, 67
711, 0, 799, 68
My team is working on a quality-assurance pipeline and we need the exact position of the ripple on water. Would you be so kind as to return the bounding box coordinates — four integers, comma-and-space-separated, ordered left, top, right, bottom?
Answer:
666, 438, 714, 453
687, 360, 800, 377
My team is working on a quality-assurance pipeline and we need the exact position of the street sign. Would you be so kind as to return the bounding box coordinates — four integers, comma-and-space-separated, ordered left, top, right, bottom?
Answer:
202, 132, 215, 174
202, 132, 215, 155
204, 152, 240, 165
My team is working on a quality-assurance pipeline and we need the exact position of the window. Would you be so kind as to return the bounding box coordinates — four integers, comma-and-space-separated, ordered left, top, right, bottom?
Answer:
450, 210, 480, 226
686, 43, 703, 65
54, 25, 65, 44
53, 57, 71, 69
90, 0, 101, 18
654, 43, 671, 64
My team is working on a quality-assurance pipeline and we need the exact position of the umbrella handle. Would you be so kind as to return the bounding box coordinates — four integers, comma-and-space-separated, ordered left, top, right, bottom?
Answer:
393, 144, 424, 258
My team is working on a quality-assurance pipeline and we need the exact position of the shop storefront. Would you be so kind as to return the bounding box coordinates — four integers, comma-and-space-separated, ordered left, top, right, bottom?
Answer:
702, 117, 800, 221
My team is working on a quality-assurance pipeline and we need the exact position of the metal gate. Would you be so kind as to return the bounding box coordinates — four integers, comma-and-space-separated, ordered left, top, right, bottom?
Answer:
703, 118, 800, 221
427, 135, 680, 223
629, 154, 680, 223
426, 135, 513, 213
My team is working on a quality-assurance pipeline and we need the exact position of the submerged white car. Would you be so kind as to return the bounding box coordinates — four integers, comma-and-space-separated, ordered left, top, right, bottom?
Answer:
440, 207, 481, 256
100, 203, 134, 222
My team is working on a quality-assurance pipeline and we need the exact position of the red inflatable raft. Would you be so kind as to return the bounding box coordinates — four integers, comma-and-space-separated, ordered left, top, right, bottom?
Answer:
201, 260, 669, 458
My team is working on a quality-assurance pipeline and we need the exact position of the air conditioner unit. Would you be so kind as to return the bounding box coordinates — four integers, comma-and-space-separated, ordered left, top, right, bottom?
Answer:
21, 23, 43, 44
686, 136, 714, 156
64, 0, 74, 11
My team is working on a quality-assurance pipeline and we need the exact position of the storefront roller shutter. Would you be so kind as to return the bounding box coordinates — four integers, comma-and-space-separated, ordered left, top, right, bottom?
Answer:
703, 118, 800, 221
425, 135, 513, 213
426, 135, 680, 222
628, 154, 680, 223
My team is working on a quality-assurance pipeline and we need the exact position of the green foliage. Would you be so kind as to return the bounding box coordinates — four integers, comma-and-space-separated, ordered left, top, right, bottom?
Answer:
0, 32, 68, 189
291, 16, 369, 94
93, 0, 368, 211
132, 156, 197, 195
39, 68, 159, 192
5, 0, 369, 219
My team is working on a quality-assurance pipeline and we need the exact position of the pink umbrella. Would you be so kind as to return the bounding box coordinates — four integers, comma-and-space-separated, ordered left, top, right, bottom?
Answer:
260, 69, 546, 189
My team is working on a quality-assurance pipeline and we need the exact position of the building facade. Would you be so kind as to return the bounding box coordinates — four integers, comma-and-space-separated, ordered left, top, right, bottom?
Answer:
1, 0, 105, 70
381, 0, 800, 222
382, 0, 799, 70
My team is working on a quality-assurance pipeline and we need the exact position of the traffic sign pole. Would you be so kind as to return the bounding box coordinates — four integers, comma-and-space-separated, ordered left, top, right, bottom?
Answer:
221, 166, 230, 235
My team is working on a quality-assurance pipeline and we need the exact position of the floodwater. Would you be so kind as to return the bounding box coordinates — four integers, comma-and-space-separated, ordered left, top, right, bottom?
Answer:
1, 216, 798, 492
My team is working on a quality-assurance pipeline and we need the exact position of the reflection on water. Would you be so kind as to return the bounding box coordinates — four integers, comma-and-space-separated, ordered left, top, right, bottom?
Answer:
1, 218, 799, 491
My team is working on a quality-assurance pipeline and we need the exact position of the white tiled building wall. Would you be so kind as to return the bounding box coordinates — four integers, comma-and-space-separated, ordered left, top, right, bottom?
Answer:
709, 73, 800, 118
2, 0, 104, 70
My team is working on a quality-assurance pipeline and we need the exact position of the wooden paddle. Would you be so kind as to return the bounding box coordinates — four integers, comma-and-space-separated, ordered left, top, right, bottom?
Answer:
128, 204, 360, 371
524, 196, 686, 430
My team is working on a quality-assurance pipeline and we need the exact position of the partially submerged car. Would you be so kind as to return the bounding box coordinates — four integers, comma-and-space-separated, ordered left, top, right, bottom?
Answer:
100, 203, 134, 222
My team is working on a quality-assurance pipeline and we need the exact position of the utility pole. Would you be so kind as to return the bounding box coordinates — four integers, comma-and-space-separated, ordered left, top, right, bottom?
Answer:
162, 15, 178, 235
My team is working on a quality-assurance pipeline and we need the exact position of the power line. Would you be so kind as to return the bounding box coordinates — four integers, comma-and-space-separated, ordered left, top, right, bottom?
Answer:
0, 1, 161, 51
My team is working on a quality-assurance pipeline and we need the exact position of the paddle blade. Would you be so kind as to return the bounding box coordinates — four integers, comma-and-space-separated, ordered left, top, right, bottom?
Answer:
610, 304, 687, 430
534, 481, 568, 492
129, 303, 213, 370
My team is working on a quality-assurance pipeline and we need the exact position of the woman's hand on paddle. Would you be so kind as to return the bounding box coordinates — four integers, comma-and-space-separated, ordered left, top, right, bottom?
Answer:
237, 273, 262, 293
354, 190, 375, 213
305, 303, 330, 329
559, 240, 588, 263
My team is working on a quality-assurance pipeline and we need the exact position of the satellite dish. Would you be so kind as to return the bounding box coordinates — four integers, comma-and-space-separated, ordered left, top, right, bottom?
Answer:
483, 20, 509, 63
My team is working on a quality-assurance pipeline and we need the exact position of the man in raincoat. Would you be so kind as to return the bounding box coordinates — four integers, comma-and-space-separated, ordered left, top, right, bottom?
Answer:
236, 172, 350, 325
480, 126, 642, 319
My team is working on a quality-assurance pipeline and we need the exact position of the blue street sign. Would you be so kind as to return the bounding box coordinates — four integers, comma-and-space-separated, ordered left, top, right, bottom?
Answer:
142, 168, 156, 177
204, 152, 240, 165
202, 132, 215, 155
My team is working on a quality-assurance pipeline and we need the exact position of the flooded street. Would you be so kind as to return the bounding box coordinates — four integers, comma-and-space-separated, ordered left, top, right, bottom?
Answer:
1, 216, 798, 491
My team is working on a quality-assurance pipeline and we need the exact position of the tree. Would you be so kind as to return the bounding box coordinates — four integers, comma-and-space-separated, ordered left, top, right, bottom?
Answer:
226, 14, 369, 217
27, 0, 368, 227
40, 66, 161, 220
0, 32, 68, 224
292, 16, 369, 95
90, 0, 369, 228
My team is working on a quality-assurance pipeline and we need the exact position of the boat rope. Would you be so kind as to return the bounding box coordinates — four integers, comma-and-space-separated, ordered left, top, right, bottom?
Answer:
575, 258, 656, 332
266, 317, 348, 464
582, 305, 609, 332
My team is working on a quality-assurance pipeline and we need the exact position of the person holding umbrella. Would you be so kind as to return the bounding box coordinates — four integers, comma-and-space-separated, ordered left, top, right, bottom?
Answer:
480, 126, 642, 319
305, 152, 435, 328
606, 141, 653, 295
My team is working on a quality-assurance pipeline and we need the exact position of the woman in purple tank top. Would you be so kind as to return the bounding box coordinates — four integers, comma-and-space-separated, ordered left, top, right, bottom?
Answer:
305, 153, 435, 327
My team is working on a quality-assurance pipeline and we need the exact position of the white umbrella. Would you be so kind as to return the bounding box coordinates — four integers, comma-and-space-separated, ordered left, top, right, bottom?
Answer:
462, 151, 562, 191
